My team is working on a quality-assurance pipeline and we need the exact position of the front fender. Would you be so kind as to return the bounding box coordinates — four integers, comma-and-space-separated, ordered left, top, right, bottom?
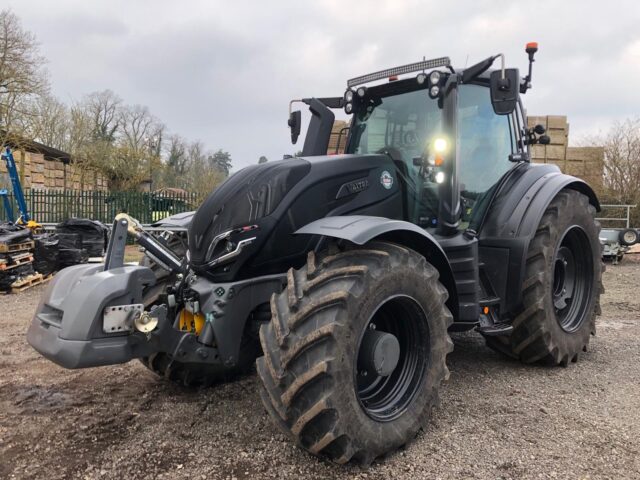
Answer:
295, 215, 458, 319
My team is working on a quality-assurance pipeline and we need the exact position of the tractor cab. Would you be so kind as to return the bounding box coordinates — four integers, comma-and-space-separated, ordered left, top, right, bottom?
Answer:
343, 67, 520, 234
289, 48, 545, 240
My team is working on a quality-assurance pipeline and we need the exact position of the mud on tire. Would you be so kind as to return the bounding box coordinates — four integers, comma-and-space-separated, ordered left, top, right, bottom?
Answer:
257, 241, 453, 464
485, 189, 603, 365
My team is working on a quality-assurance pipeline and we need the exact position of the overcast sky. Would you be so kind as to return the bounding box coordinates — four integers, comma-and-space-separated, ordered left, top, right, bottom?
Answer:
6, 0, 640, 170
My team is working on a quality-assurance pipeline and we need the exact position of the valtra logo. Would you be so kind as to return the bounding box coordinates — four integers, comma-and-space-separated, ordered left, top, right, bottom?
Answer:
380, 170, 394, 190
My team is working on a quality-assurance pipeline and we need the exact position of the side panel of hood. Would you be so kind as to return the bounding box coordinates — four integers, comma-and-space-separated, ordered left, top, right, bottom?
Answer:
188, 158, 311, 265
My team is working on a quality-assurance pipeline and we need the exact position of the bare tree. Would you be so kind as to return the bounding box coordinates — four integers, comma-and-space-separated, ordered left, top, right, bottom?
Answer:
120, 104, 151, 151
166, 134, 187, 174
83, 89, 121, 143
600, 117, 640, 204
0, 9, 49, 146
24, 94, 69, 149
180, 141, 224, 197
67, 103, 93, 154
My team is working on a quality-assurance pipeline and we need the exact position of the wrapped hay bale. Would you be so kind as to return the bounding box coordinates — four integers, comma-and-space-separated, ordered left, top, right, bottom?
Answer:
56, 232, 82, 249
57, 248, 88, 270
56, 218, 107, 257
33, 234, 60, 276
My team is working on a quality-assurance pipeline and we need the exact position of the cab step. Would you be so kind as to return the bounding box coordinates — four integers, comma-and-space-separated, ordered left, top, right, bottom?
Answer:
479, 296, 500, 307
476, 322, 513, 336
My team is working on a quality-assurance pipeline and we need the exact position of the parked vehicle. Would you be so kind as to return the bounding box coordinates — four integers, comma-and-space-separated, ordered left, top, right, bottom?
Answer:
601, 228, 639, 263
28, 44, 603, 465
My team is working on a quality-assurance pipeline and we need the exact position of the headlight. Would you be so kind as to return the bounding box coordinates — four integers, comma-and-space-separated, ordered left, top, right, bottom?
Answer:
429, 70, 441, 85
429, 85, 440, 98
416, 73, 427, 85
434, 138, 447, 153
345, 102, 353, 114
435, 171, 445, 184
344, 89, 354, 103
357, 86, 367, 98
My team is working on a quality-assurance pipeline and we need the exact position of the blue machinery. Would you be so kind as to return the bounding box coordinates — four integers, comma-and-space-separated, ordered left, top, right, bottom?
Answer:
0, 147, 31, 224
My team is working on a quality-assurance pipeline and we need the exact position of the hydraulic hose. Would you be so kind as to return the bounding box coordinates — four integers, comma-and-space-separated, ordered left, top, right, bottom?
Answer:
114, 213, 184, 273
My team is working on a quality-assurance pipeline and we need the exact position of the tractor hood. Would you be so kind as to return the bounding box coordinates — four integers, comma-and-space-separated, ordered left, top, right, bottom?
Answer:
188, 158, 312, 268
188, 154, 401, 281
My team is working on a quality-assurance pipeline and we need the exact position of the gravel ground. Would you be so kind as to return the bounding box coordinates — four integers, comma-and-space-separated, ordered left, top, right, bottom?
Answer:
1, 257, 639, 479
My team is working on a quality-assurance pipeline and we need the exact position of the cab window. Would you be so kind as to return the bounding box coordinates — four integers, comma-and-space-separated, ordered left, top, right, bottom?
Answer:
457, 84, 514, 224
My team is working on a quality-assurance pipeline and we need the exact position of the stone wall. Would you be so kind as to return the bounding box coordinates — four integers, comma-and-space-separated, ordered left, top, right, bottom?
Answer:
0, 149, 108, 191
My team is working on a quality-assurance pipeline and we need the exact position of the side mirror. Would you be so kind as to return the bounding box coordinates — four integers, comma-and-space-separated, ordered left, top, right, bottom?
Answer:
288, 110, 301, 144
490, 68, 520, 115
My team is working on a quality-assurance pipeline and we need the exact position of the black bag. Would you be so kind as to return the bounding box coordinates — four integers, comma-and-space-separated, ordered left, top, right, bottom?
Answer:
56, 233, 83, 249
0, 222, 32, 245
56, 218, 107, 257
33, 233, 60, 276
57, 248, 88, 269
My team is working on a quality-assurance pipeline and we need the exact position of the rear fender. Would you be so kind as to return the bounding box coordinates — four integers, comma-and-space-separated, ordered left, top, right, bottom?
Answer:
295, 215, 458, 319
480, 164, 600, 313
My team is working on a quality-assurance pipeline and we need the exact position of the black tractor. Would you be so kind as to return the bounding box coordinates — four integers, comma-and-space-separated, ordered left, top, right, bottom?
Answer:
28, 44, 602, 465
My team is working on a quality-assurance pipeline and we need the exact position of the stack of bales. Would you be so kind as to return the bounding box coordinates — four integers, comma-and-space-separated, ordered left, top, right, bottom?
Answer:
527, 115, 604, 194
327, 121, 349, 155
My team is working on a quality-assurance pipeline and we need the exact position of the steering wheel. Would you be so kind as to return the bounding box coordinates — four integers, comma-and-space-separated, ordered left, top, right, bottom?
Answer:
403, 130, 418, 147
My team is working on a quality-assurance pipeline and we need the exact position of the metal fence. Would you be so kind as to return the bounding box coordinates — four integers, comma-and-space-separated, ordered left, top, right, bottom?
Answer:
0, 190, 200, 224
596, 204, 637, 229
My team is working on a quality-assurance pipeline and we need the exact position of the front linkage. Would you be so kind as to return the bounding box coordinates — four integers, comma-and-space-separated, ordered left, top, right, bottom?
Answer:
27, 214, 284, 370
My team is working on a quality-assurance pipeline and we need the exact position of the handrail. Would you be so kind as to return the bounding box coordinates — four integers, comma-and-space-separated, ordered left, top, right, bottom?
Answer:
596, 204, 637, 229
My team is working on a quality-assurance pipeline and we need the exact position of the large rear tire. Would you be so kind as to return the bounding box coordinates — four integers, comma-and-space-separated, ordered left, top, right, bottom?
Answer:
257, 241, 453, 464
485, 189, 602, 365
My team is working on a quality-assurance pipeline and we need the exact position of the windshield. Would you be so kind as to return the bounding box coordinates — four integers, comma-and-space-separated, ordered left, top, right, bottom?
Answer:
345, 83, 515, 230
347, 88, 444, 227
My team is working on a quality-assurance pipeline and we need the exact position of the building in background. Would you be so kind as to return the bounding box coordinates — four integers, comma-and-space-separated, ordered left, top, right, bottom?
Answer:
0, 137, 108, 191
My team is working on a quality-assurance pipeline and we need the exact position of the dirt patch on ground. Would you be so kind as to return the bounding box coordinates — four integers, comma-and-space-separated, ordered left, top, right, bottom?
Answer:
1, 257, 639, 479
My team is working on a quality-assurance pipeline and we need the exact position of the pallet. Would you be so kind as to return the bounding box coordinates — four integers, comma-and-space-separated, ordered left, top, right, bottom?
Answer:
0, 254, 34, 271
6, 273, 53, 293
0, 240, 35, 254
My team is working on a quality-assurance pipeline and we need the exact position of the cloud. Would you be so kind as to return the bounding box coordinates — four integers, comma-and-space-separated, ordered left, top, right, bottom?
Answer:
5, 0, 640, 168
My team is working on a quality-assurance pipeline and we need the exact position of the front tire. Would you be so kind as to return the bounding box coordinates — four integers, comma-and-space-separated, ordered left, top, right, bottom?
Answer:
257, 241, 453, 464
485, 189, 602, 365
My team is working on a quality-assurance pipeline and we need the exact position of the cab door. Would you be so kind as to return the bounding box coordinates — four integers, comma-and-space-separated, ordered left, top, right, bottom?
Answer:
456, 84, 519, 228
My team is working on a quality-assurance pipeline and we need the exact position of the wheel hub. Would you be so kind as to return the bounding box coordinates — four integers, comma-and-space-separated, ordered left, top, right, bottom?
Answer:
552, 245, 576, 311
355, 295, 428, 422
552, 226, 594, 333
357, 329, 401, 377
623, 230, 637, 245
